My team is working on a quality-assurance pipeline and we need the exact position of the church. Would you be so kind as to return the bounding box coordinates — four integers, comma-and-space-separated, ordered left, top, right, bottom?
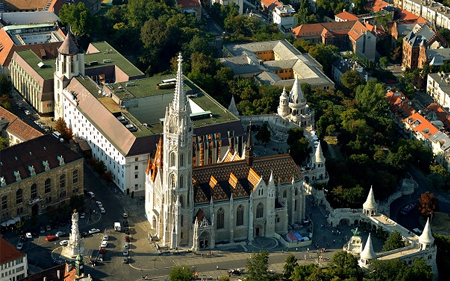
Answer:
144, 54, 311, 250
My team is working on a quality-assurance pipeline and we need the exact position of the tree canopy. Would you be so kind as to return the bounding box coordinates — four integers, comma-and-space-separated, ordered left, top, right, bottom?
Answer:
169, 266, 195, 281
418, 192, 439, 219
246, 250, 270, 281
59, 3, 95, 37
382, 230, 406, 251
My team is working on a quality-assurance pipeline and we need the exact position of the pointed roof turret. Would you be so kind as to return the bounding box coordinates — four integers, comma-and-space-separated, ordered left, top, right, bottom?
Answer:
315, 142, 325, 164
281, 87, 288, 99
228, 95, 239, 117
419, 218, 434, 245
245, 121, 254, 166
363, 186, 377, 210
360, 233, 376, 260
173, 53, 186, 112
289, 76, 304, 104
58, 29, 79, 55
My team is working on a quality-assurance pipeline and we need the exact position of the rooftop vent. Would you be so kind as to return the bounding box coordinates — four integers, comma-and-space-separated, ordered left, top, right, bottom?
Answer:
125, 82, 135, 87
37, 62, 44, 68
103, 58, 112, 63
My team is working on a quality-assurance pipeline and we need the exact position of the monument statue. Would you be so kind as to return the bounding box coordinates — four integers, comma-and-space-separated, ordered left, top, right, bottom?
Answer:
62, 210, 84, 258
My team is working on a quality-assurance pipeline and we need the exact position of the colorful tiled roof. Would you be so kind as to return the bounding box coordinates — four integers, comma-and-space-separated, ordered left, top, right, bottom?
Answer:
349, 21, 371, 41
0, 236, 24, 264
424, 103, 450, 130
193, 154, 301, 204
386, 90, 415, 117
292, 21, 356, 38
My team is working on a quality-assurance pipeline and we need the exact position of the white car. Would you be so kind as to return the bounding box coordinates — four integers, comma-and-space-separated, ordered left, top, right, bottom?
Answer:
89, 228, 100, 234
122, 213, 128, 218
16, 242, 24, 250
25, 232, 32, 239
96, 201, 103, 207
87, 191, 95, 198
55, 231, 65, 237
24, 110, 31, 115
101, 241, 108, 248
80, 213, 85, 219
103, 234, 109, 241
100, 207, 105, 214
60, 240, 69, 246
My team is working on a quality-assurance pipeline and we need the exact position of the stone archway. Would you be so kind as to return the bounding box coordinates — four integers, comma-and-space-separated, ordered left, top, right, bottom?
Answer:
339, 218, 350, 226
304, 176, 310, 184
199, 231, 210, 249
255, 224, 264, 237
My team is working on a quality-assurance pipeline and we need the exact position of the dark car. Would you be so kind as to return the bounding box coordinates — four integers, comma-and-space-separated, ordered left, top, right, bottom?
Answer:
99, 248, 106, 254
81, 232, 89, 238
123, 257, 129, 264
125, 236, 131, 242
54, 259, 65, 265
401, 202, 417, 215
125, 228, 130, 235
123, 220, 129, 227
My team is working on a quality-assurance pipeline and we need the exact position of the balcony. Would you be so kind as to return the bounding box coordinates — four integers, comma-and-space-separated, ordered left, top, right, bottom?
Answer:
27, 196, 42, 206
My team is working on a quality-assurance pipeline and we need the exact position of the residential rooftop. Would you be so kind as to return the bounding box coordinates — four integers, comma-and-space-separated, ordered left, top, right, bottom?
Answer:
85, 41, 144, 78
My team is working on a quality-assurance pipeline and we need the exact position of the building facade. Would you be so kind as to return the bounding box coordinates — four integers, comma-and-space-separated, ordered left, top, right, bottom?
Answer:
145, 55, 307, 249
0, 236, 28, 281
0, 135, 84, 226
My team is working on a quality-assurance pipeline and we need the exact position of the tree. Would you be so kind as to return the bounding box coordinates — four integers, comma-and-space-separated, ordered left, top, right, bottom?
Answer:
0, 73, 11, 95
428, 164, 450, 189
327, 251, 363, 280
369, 258, 432, 281
283, 254, 297, 280
379, 56, 389, 68
55, 118, 73, 141
341, 70, 364, 92
169, 266, 194, 281
418, 191, 439, 219
0, 95, 11, 110
246, 250, 270, 281
355, 80, 388, 115
59, 3, 95, 37
287, 127, 304, 146
382, 230, 406, 251
290, 264, 318, 281
255, 122, 271, 144
0, 137, 8, 150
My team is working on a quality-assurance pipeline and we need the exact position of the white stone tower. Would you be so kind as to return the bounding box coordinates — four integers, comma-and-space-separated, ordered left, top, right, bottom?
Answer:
419, 218, 435, 250
363, 186, 377, 216
359, 233, 376, 268
63, 210, 84, 257
162, 54, 194, 249
277, 87, 290, 118
310, 142, 327, 184
288, 77, 307, 123
265, 171, 276, 237
54, 30, 85, 120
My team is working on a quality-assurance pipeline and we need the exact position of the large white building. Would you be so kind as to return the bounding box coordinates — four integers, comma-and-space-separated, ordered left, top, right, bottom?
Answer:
145, 55, 321, 249
427, 72, 450, 110
0, 237, 28, 281
394, 0, 450, 29
53, 35, 243, 195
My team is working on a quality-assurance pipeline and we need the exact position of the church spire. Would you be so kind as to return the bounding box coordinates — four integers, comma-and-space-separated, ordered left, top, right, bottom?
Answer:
419, 218, 434, 247
173, 53, 186, 112
315, 142, 325, 164
360, 233, 376, 260
289, 76, 304, 104
245, 121, 254, 166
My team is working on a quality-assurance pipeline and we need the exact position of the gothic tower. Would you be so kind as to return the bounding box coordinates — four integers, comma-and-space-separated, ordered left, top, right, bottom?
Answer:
363, 186, 377, 216
310, 142, 327, 184
162, 54, 193, 248
54, 30, 85, 120
288, 77, 307, 124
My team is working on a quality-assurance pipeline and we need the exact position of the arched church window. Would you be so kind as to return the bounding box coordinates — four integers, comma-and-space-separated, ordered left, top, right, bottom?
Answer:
170, 152, 175, 167
217, 208, 225, 229
283, 190, 287, 198
179, 175, 184, 189
180, 153, 184, 167
179, 195, 183, 207
256, 203, 264, 218
236, 205, 244, 226
170, 174, 176, 189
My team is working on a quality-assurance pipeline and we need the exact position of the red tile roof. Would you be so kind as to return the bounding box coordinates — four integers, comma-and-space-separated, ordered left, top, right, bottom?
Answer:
367, 0, 388, 12
260, 0, 278, 8
292, 21, 356, 38
348, 21, 371, 41
335, 11, 359, 21
2, 0, 50, 11
398, 9, 422, 21
405, 112, 439, 140
0, 107, 43, 143
177, 0, 200, 8
0, 236, 24, 265
386, 90, 415, 117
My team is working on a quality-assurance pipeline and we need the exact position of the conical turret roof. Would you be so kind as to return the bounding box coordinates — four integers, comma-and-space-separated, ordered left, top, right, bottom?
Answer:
228, 95, 239, 117
419, 218, 434, 245
289, 77, 304, 104
315, 142, 325, 164
280, 87, 288, 99
360, 233, 376, 260
363, 186, 377, 210
58, 30, 79, 55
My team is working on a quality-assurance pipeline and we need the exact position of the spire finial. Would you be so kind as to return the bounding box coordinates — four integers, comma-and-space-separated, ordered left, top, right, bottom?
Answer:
173, 53, 186, 112
245, 121, 254, 166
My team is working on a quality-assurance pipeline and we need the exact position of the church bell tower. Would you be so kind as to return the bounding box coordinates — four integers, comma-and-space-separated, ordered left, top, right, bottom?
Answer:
162, 54, 194, 248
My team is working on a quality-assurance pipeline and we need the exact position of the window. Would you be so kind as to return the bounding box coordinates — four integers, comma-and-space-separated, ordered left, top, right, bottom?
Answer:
283, 190, 287, 198
31, 184, 37, 199
179, 175, 184, 189
180, 153, 184, 167
170, 152, 175, 167
16, 189, 23, 204
256, 203, 264, 218
73, 170, 78, 184
1, 196, 7, 210
179, 195, 183, 207
135, 174, 138, 179
135, 165, 138, 170
236, 205, 244, 226
45, 178, 51, 193
60, 174, 66, 188
17, 207, 23, 215
135, 157, 138, 161
181, 215, 184, 227
217, 208, 225, 229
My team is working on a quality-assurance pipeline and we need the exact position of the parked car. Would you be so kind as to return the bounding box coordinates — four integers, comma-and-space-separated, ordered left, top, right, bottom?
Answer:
16, 242, 24, 250
122, 249, 129, 256
401, 202, 416, 215
98, 254, 104, 262
103, 234, 109, 241
95, 201, 102, 207
80, 213, 85, 219
100, 207, 106, 214
125, 236, 131, 242
101, 241, 108, 248
45, 235, 57, 241
124, 242, 129, 249
123, 257, 129, 264
60, 240, 69, 246
89, 228, 100, 234
40, 226, 45, 233
46, 225, 52, 232
25, 232, 32, 239
99, 248, 106, 254
56, 231, 65, 237
122, 213, 128, 218
87, 191, 95, 198
123, 220, 129, 227
24, 110, 31, 115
